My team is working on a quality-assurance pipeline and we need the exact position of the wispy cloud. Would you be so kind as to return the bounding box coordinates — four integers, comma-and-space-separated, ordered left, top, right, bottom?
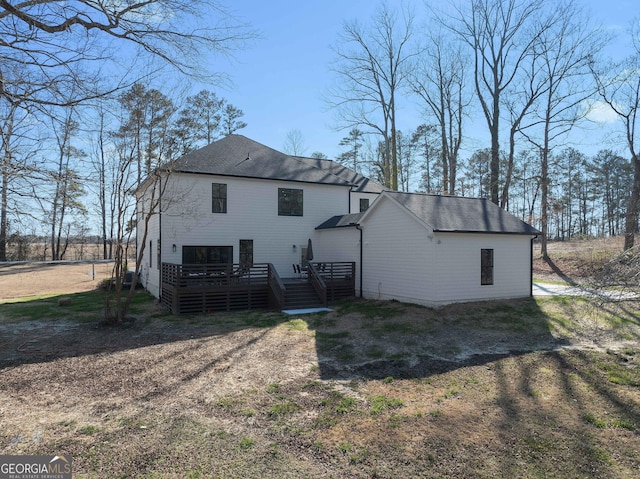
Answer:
584, 100, 620, 124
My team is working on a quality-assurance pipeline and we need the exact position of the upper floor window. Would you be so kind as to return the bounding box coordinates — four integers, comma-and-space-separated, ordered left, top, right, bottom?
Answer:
212, 183, 227, 213
278, 188, 303, 216
359, 198, 370, 212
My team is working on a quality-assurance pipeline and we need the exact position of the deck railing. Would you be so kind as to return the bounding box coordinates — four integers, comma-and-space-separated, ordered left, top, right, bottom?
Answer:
307, 263, 328, 306
309, 262, 355, 302
161, 263, 271, 314
161, 261, 355, 314
267, 264, 286, 310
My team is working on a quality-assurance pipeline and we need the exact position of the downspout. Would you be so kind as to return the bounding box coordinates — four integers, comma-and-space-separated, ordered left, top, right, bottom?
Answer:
356, 225, 363, 298
530, 235, 537, 297
158, 175, 162, 302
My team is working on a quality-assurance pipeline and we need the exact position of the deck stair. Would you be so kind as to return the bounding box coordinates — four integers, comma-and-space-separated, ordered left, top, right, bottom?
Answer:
283, 280, 324, 310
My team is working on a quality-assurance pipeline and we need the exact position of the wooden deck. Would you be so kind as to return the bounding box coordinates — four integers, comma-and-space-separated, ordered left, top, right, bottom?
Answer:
161, 262, 355, 314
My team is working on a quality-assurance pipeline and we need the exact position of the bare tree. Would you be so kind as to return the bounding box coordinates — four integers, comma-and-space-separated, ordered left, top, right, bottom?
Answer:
592, 20, 640, 250
328, 2, 417, 190
0, 1, 254, 108
47, 110, 87, 260
0, 1, 253, 266
410, 30, 468, 195
0, 84, 43, 261
516, 1, 603, 256
282, 129, 307, 156
445, 0, 548, 205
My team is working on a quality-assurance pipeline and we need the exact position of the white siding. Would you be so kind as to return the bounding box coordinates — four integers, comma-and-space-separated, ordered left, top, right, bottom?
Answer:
429, 232, 532, 305
359, 197, 436, 304
358, 196, 533, 307
349, 191, 380, 214
314, 227, 361, 295
137, 174, 534, 306
139, 173, 352, 298
136, 184, 161, 297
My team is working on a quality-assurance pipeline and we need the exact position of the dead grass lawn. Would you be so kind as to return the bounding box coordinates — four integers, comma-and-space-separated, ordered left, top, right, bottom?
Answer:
0, 243, 639, 478
0, 292, 639, 478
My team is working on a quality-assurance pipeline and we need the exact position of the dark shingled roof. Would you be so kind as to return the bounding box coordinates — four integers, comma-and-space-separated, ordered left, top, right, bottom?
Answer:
316, 213, 365, 230
296, 157, 386, 193
169, 134, 381, 188
385, 192, 540, 235
316, 192, 540, 234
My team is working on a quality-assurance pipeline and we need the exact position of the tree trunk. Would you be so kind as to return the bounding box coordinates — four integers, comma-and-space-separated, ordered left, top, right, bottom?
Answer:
490, 94, 500, 205
624, 154, 640, 250
540, 147, 550, 259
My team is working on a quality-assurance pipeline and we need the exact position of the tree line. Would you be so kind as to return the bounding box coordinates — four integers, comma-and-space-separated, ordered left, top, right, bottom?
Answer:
326, 0, 640, 254
1, 0, 639, 270
1, 84, 247, 263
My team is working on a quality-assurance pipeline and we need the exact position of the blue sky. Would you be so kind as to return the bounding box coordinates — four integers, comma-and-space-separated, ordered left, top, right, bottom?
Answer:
199, 0, 637, 160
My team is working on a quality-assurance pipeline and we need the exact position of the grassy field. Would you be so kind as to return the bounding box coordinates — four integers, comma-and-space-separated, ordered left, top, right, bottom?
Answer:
0, 286, 639, 478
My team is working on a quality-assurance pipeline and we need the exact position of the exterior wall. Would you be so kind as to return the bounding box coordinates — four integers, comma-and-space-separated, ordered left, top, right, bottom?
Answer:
349, 191, 381, 214
359, 198, 436, 304
138, 173, 352, 298
136, 181, 161, 297
314, 227, 361, 295
358, 196, 533, 307
428, 232, 532, 305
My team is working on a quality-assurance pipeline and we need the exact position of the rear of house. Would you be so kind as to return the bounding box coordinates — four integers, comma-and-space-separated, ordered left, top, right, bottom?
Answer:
136, 135, 380, 302
136, 135, 539, 312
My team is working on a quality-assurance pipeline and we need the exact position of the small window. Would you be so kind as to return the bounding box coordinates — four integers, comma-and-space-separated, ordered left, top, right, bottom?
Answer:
359, 198, 370, 212
212, 183, 227, 213
481, 249, 494, 285
156, 239, 161, 270
278, 188, 303, 216
149, 240, 153, 268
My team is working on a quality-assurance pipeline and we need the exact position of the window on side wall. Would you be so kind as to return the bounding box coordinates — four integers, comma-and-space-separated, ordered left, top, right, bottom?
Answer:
481, 248, 494, 285
359, 198, 370, 212
212, 183, 227, 213
278, 188, 303, 216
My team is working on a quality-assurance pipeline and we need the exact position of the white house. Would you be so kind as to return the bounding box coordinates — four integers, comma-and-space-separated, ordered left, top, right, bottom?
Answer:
136, 135, 539, 312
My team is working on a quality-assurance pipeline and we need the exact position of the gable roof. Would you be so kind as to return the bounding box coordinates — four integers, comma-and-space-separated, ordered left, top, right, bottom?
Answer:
318, 191, 540, 235
169, 134, 383, 189
378, 192, 540, 235
295, 157, 386, 194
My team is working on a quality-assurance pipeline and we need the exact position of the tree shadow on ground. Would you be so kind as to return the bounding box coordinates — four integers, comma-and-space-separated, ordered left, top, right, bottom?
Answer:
305, 297, 570, 381
0, 290, 289, 368
544, 256, 580, 286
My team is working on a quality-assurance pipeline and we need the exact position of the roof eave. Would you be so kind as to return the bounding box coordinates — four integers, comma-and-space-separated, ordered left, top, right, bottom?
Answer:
433, 229, 541, 236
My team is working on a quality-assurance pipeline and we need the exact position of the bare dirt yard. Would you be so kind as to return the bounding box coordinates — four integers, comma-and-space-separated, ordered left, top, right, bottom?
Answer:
0, 243, 639, 478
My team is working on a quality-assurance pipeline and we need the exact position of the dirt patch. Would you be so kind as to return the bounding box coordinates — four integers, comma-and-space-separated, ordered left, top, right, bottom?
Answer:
0, 262, 113, 301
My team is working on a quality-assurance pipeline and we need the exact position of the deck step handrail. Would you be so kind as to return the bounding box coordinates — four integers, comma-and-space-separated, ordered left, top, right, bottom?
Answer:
307, 262, 327, 306
267, 263, 286, 310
